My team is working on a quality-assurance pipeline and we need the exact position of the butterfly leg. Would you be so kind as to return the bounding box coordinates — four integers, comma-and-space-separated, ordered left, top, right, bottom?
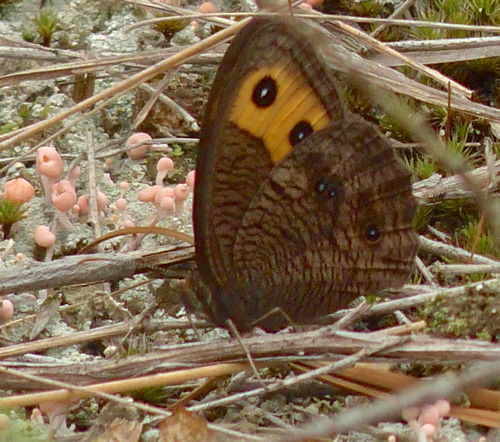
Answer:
226, 319, 266, 388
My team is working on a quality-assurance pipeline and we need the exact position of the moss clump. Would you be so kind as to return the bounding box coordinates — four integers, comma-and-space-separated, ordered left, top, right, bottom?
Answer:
33, 9, 59, 47
0, 198, 28, 239
422, 282, 500, 339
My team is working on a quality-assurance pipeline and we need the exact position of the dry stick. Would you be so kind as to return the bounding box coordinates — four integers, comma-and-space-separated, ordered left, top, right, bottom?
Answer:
188, 341, 401, 414
0, 362, 252, 408
134, 78, 199, 132
445, 81, 452, 141
0, 89, 129, 175
419, 236, 500, 265
86, 132, 102, 240
331, 20, 471, 98
376, 92, 500, 243
280, 358, 500, 441
415, 256, 438, 286
77, 226, 194, 254
122, 10, 500, 34
0, 317, 170, 360
328, 277, 500, 320
413, 160, 500, 202
435, 262, 500, 275
0, 366, 261, 441
0, 18, 251, 151
370, 0, 415, 38
134, 75, 168, 128
291, 362, 500, 428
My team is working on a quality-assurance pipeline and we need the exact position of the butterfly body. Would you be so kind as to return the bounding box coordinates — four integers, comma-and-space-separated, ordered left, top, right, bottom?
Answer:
191, 17, 418, 331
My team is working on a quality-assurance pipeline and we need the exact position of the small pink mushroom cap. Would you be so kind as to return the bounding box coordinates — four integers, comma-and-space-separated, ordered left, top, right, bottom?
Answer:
34, 225, 56, 248
138, 185, 161, 203
199, 1, 217, 13
419, 405, 440, 426
402, 407, 420, 422
52, 180, 77, 212
96, 190, 108, 212
123, 219, 135, 228
126, 132, 152, 160
174, 183, 189, 202
3, 178, 35, 203
156, 157, 175, 185
420, 423, 437, 437
157, 157, 174, 173
186, 170, 196, 190
119, 181, 129, 191
36, 146, 63, 179
77, 194, 90, 214
0, 299, 14, 323
116, 198, 127, 211
154, 187, 175, 206
174, 183, 189, 216
435, 400, 451, 417
159, 196, 175, 215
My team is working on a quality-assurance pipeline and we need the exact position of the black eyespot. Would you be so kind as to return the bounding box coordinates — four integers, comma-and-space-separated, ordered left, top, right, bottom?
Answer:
289, 121, 313, 146
315, 176, 342, 202
252, 76, 277, 108
365, 223, 381, 242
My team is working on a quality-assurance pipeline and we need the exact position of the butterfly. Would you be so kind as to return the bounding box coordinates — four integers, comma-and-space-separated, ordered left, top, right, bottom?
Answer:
188, 16, 418, 331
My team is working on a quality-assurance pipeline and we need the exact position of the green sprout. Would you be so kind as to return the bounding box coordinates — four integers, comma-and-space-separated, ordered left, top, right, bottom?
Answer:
33, 10, 59, 47
0, 198, 28, 239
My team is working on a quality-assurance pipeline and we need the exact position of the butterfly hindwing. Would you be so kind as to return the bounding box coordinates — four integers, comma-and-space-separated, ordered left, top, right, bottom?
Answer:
231, 116, 418, 329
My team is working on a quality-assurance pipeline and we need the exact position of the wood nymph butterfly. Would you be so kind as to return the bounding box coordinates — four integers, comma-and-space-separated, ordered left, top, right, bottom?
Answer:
189, 16, 418, 331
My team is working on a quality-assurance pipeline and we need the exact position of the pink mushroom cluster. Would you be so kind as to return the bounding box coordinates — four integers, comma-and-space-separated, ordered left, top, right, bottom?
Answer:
402, 399, 451, 441
137, 156, 195, 224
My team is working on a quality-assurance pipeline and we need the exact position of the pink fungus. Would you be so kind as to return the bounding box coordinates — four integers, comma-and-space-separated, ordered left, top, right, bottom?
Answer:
138, 185, 161, 203
52, 180, 77, 212
156, 156, 174, 186
174, 183, 189, 216
37, 146, 63, 203
34, 225, 56, 248
3, 178, 35, 203
154, 186, 174, 206
186, 170, 196, 190
36, 146, 63, 179
199, 1, 217, 13
76, 194, 89, 215
116, 198, 127, 211
52, 180, 77, 231
159, 196, 175, 218
0, 299, 14, 323
126, 132, 152, 160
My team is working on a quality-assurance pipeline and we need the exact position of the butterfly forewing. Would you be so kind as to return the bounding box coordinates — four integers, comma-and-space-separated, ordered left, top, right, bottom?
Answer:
194, 18, 344, 292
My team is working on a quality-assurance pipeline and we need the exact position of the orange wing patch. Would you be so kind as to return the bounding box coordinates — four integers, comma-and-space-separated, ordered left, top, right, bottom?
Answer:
230, 64, 331, 164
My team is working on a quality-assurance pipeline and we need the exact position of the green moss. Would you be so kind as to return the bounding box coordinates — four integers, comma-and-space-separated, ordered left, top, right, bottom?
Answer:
0, 122, 19, 135
0, 198, 28, 239
0, 410, 49, 441
422, 283, 500, 339
33, 9, 59, 47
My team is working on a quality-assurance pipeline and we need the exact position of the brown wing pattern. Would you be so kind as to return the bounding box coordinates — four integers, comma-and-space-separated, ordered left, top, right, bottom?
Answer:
231, 116, 418, 329
194, 17, 344, 295
192, 17, 418, 330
